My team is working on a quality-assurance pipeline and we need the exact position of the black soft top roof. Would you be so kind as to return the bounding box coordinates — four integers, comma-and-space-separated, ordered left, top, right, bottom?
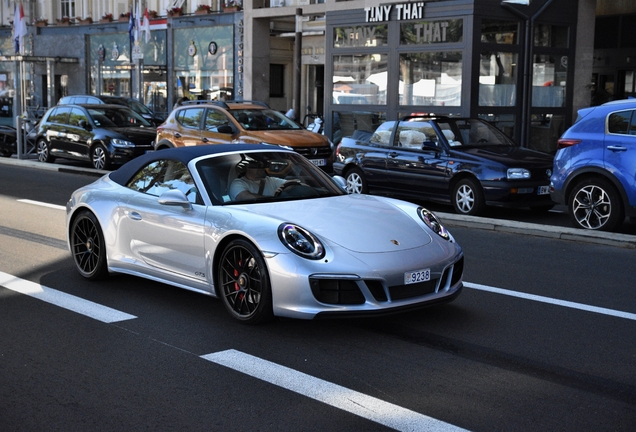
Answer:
108, 144, 288, 186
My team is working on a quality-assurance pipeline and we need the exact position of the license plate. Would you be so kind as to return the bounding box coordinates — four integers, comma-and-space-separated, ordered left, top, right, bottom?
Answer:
309, 158, 326, 166
538, 185, 550, 195
404, 268, 430, 285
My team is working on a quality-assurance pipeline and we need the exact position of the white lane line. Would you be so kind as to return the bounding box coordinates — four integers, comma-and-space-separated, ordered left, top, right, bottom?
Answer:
202, 349, 468, 432
0, 271, 136, 323
465, 282, 636, 321
17, 199, 66, 211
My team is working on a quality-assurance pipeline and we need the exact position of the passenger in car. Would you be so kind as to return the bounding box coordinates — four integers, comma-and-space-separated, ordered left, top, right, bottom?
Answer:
229, 158, 286, 201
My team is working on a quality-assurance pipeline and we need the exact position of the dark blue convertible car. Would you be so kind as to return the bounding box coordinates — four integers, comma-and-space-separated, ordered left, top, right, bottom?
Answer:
334, 116, 554, 216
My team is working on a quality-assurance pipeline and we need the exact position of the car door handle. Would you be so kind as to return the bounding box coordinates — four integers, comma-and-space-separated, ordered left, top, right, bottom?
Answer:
128, 211, 142, 221
607, 145, 627, 152
201, 137, 209, 142
174, 132, 182, 138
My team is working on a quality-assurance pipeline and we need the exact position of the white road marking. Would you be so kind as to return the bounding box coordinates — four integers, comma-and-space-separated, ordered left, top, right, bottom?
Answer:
0, 271, 136, 323
202, 349, 468, 432
17, 199, 66, 211
465, 282, 636, 321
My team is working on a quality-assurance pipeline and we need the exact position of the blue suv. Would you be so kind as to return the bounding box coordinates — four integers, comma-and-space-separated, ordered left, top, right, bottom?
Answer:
550, 99, 636, 231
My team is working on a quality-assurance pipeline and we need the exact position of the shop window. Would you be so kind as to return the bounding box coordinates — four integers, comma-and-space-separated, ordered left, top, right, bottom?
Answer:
532, 55, 567, 107
333, 25, 388, 48
477, 113, 516, 140
333, 54, 387, 105
479, 52, 517, 106
534, 24, 568, 48
270, 64, 284, 98
620, 15, 636, 48
332, 111, 385, 143
480, 20, 517, 44
529, 113, 564, 154
398, 52, 462, 106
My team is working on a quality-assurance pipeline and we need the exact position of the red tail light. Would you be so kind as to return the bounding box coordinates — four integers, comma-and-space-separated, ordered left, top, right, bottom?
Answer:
557, 138, 581, 150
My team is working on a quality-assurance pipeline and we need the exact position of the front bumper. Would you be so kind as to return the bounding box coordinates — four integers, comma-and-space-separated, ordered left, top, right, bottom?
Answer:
481, 180, 553, 207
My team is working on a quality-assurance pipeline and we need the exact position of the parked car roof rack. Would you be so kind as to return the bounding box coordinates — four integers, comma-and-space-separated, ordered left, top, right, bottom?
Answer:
225, 100, 270, 108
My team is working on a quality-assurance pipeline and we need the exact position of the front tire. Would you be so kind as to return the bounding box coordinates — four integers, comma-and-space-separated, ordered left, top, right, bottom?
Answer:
91, 144, 111, 170
218, 239, 274, 324
37, 138, 55, 163
452, 178, 485, 216
345, 167, 368, 194
70, 211, 108, 280
569, 178, 623, 231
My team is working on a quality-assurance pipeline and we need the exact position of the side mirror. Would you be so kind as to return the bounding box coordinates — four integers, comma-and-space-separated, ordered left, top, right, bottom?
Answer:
421, 141, 439, 151
217, 124, 234, 134
158, 189, 192, 209
79, 120, 91, 130
332, 175, 347, 193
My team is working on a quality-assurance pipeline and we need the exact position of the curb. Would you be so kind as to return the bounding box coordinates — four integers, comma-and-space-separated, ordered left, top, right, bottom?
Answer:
438, 212, 636, 249
2, 156, 636, 249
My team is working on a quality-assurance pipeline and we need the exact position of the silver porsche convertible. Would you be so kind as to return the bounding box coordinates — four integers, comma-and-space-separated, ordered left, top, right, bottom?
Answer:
66, 144, 464, 323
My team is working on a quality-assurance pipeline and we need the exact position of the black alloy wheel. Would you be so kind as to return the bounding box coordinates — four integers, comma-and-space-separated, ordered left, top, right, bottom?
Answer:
452, 177, 485, 216
70, 211, 108, 280
569, 177, 623, 231
218, 239, 273, 324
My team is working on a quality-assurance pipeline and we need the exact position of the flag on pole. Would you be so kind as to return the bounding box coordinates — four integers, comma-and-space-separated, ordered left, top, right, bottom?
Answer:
128, 5, 135, 50
141, 8, 151, 44
13, 2, 27, 54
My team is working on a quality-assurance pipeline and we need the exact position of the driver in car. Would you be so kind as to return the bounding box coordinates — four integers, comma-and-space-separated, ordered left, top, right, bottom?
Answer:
229, 158, 287, 201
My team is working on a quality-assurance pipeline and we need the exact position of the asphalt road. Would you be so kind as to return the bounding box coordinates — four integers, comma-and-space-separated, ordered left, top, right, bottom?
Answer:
1, 158, 635, 431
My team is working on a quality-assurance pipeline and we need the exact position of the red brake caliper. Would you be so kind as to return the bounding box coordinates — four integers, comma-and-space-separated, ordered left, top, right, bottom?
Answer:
234, 259, 244, 300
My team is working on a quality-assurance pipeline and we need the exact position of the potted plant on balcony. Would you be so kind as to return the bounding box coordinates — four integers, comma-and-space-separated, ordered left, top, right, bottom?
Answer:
119, 12, 131, 22
78, 16, 93, 25
33, 18, 48, 27
167, 7, 183, 17
148, 10, 158, 19
195, 4, 212, 15
56, 16, 73, 26
99, 13, 113, 23
223, 1, 242, 12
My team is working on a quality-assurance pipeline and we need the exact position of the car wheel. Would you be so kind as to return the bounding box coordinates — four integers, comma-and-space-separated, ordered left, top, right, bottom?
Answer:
70, 211, 108, 280
218, 239, 274, 324
91, 144, 111, 170
345, 167, 368, 194
37, 138, 54, 163
569, 178, 623, 231
452, 178, 485, 216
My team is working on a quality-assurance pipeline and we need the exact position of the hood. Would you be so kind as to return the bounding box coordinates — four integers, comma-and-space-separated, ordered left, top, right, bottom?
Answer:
240, 194, 432, 253
243, 129, 330, 148
108, 127, 157, 144
454, 145, 554, 168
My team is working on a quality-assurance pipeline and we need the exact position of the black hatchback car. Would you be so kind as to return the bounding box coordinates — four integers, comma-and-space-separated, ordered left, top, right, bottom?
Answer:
34, 104, 156, 170
334, 116, 555, 216
58, 95, 166, 126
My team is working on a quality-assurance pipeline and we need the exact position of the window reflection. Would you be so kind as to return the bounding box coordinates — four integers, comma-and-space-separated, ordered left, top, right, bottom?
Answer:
479, 52, 517, 106
333, 54, 387, 105
481, 20, 518, 44
532, 55, 567, 107
399, 52, 462, 106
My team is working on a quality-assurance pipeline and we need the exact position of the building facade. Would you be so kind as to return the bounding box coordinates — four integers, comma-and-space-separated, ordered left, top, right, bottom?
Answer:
0, 0, 633, 154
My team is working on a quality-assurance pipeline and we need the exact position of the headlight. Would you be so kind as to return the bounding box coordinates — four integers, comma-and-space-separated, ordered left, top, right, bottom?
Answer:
111, 138, 135, 148
417, 207, 450, 240
278, 223, 325, 259
507, 168, 530, 180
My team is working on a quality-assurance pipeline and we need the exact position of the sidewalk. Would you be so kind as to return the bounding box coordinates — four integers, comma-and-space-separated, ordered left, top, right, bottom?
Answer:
2, 155, 635, 249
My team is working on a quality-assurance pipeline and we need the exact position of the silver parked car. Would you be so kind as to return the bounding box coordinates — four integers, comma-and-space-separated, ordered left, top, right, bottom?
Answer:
66, 144, 464, 323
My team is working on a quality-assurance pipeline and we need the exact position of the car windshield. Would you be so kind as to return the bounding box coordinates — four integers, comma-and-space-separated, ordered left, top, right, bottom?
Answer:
127, 99, 153, 115
88, 107, 152, 128
434, 118, 516, 146
231, 109, 303, 131
196, 151, 345, 205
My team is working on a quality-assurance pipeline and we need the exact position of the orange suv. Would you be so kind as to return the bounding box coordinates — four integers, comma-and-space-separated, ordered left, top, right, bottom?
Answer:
155, 100, 333, 171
